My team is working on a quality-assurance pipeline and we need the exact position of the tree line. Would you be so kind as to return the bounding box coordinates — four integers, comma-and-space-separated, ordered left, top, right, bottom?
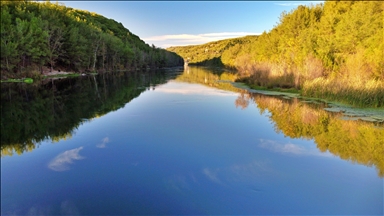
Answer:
168, 1, 383, 107
0, 0, 183, 79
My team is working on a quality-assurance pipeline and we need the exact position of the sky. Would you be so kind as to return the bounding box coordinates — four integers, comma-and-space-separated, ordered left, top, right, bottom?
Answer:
59, 1, 323, 48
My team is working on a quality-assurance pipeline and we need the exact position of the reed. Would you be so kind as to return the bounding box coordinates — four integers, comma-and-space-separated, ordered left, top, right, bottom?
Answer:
239, 62, 297, 89
302, 78, 384, 108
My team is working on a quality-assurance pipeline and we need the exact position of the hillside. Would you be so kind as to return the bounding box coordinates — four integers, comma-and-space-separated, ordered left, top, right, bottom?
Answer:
167, 35, 258, 67
168, 1, 384, 107
0, 1, 183, 79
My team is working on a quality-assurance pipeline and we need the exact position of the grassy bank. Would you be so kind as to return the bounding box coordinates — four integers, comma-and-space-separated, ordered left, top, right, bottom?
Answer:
246, 84, 301, 94
241, 77, 383, 108
1, 78, 34, 83
302, 78, 384, 108
1, 71, 99, 83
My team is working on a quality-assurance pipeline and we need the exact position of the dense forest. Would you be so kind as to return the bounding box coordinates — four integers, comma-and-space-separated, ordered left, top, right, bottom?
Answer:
0, 1, 183, 79
168, 1, 383, 107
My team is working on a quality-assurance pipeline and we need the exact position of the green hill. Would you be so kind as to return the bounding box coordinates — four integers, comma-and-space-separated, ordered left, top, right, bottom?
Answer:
167, 35, 258, 67
0, 1, 183, 78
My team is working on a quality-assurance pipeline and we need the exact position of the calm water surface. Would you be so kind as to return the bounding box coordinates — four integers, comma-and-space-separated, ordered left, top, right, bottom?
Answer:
1, 66, 383, 215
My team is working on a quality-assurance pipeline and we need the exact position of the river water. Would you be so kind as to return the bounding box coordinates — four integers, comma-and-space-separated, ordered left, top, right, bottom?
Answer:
1, 66, 383, 215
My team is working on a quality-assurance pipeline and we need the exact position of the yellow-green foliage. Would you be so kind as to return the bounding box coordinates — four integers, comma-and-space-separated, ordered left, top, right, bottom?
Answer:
172, 1, 384, 82
1, 140, 39, 157
169, 1, 383, 107
238, 1, 383, 83
167, 39, 231, 65
167, 36, 258, 66
302, 78, 384, 107
170, 1, 383, 82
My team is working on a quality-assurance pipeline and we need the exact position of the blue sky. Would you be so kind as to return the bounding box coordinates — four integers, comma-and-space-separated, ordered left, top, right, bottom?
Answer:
60, 1, 323, 48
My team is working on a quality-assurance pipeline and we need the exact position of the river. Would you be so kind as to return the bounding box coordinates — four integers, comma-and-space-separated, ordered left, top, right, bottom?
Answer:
1, 66, 383, 215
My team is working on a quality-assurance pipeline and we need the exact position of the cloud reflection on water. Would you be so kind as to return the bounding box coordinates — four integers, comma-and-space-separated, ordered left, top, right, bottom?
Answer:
202, 160, 275, 186
203, 168, 222, 184
155, 82, 237, 97
96, 137, 110, 148
258, 139, 332, 157
48, 147, 85, 171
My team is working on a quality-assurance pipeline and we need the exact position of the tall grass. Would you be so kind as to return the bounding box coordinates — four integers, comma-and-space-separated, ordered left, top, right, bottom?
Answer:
302, 78, 384, 107
233, 54, 383, 108
237, 62, 297, 89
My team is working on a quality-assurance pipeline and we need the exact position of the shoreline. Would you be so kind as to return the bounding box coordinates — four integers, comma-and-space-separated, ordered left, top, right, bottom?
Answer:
227, 81, 384, 123
42, 70, 74, 76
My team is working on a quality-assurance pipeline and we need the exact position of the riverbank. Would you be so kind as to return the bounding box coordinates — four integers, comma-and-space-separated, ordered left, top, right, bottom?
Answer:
1, 70, 81, 83
302, 78, 383, 108
0, 65, 107, 83
237, 76, 383, 108
42, 70, 74, 76
226, 81, 384, 123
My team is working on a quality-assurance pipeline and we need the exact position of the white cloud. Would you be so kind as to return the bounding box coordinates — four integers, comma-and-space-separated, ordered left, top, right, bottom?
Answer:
143, 32, 261, 48
274, 3, 302, 6
48, 147, 85, 171
274, 1, 324, 7
96, 137, 110, 148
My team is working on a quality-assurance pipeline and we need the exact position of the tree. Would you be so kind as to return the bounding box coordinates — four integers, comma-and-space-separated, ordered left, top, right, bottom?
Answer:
0, 5, 18, 72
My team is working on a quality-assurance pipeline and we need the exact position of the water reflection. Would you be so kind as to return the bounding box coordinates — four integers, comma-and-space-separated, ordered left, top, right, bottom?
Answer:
258, 139, 332, 157
175, 66, 240, 92
1, 66, 382, 215
181, 65, 384, 177
1, 66, 383, 178
96, 137, 110, 148
48, 146, 85, 171
1, 69, 182, 156
232, 89, 384, 177
155, 82, 237, 97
